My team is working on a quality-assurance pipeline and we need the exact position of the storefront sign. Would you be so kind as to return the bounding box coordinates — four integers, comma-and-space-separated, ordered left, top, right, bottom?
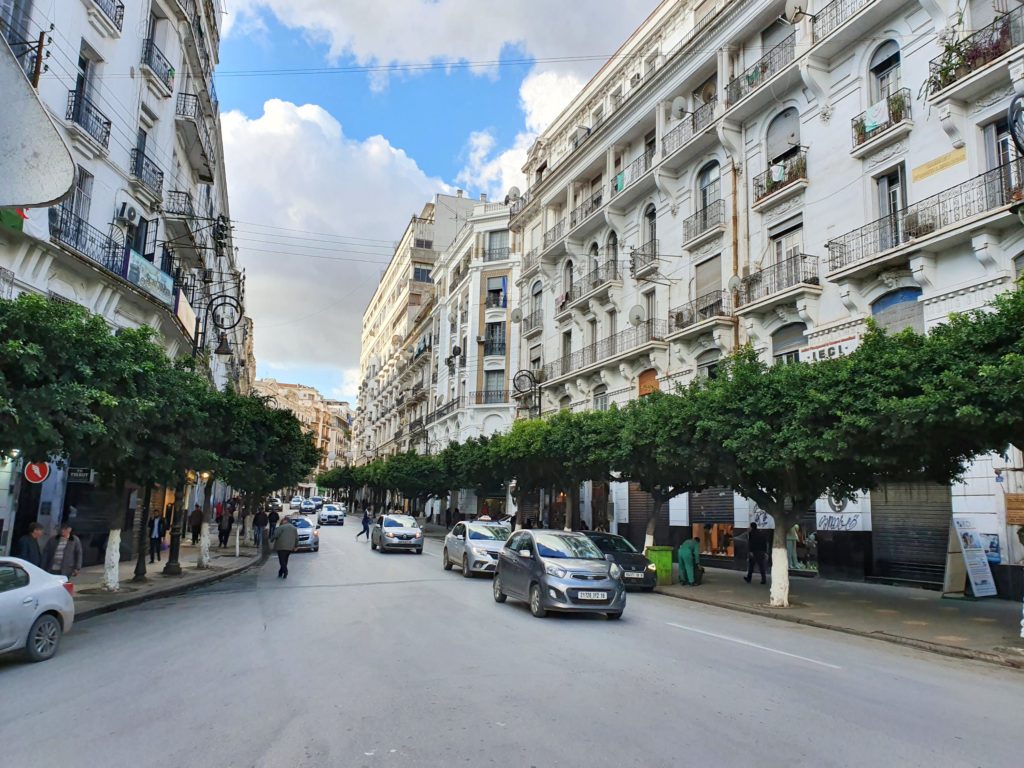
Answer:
749, 508, 775, 529
66, 467, 92, 484
816, 512, 863, 532
124, 250, 174, 307
799, 334, 860, 363
175, 289, 197, 341
952, 516, 997, 597
1005, 493, 1024, 526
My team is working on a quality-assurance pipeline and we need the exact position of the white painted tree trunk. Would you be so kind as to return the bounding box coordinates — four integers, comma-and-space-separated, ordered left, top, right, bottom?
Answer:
197, 522, 211, 568
235, 522, 241, 557
103, 529, 121, 591
769, 522, 790, 607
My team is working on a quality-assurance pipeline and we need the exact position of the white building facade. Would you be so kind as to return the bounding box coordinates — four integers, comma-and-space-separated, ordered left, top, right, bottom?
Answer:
509, 0, 1024, 597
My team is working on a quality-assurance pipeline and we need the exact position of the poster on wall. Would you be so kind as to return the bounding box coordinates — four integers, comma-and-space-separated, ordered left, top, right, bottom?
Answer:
948, 516, 998, 597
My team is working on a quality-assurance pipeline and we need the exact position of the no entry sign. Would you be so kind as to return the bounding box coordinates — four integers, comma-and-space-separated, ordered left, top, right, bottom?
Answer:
24, 462, 50, 484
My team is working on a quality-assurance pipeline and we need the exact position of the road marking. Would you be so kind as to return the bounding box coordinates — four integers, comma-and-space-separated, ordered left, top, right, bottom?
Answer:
665, 622, 842, 670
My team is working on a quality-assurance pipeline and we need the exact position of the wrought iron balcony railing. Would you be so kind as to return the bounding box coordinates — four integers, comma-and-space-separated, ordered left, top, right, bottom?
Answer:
49, 205, 125, 275
164, 190, 195, 217
521, 247, 540, 274
752, 151, 807, 203
472, 390, 510, 405
669, 290, 732, 331
929, 5, 1024, 94
610, 147, 655, 199
65, 89, 112, 148
485, 293, 507, 308
130, 148, 164, 198
570, 188, 604, 228
522, 308, 543, 334
682, 197, 724, 243
433, 396, 464, 421
661, 99, 718, 157
483, 246, 511, 262
566, 260, 619, 304
142, 38, 175, 91
483, 340, 507, 356
812, 0, 871, 43
738, 254, 820, 306
90, 0, 125, 31
827, 158, 1024, 272
543, 319, 668, 380
176, 92, 214, 156
726, 32, 795, 106
543, 218, 566, 249
851, 88, 911, 149
630, 239, 659, 275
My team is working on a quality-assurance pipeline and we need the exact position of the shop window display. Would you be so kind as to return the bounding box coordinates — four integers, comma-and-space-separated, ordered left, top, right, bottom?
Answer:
693, 523, 734, 557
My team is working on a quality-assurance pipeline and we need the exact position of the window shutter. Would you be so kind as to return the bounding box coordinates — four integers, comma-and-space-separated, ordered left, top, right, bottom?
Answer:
695, 255, 721, 298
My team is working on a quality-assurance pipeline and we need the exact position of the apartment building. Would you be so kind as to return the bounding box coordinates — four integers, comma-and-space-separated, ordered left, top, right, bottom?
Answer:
508, 0, 1024, 596
0, 0, 249, 559
354, 192, 475, 464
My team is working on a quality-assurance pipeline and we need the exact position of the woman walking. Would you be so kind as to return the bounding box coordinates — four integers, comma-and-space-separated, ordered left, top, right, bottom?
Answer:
356, 510, 371, 541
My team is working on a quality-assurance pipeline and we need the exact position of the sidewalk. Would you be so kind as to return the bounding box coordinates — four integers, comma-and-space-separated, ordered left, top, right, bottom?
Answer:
71, 533, 264, 621
657, 564, 1024, 668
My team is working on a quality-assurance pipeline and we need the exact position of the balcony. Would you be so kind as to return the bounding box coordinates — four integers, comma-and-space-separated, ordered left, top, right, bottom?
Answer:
752, 151, 807, 211
83, 0, 124, 37
522, 308, 543, 337
566, 260, 620, 309
409, 416, 424, 432
485, 292, 507, 309
483, 340, 507, 356
737, 254, 821, 313
850, 88, 912, 158
813, 0, 871, 44
65, 89, 111, 155
569, 188, 604, 231
543, 218, 566, 251
609, 148, 655, 207
630, 239, 659, 279
520, 247, 540, 278
682, 198, 725, 249
724, 33, 797, 120
471, 390, 510, 405
928, 6, 1024, 100
49, 204, 126, 276
130, 148, 164, 204
164, 190, 208, 264
668, 290, 733, 340
542, 319, 669, 382
433, 396, 465, 422
483, 246, 511, 262
509, 187, 534, 224
175, 93, 215, 182
827, 159, 1024, 278
661, 99, 718, 173
141, 38, 175, 97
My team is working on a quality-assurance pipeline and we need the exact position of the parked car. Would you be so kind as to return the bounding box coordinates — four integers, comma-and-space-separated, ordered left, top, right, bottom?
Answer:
311, 496, 324, 510
319, 504, 346, 525
443, 521, 510, 577
493, 530, 626, 619
371, 514, 423, 554
0, 557, 76, 662
289, 496, 303, 510
289, 516, 320, 552
300, 499, 316, 514
583, 531, 657, 590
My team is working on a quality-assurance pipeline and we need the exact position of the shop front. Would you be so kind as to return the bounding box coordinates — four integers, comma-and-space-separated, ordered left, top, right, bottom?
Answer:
690, 487, 736, 569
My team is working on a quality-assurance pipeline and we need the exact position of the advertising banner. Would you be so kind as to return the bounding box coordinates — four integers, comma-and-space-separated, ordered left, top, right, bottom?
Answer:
125, 250, 174, 306
951, 515, 997, 597
175, 288, 197, 341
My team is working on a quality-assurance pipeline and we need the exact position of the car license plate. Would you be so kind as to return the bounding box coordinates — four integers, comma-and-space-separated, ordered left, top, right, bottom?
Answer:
625, 572, 644, 579
577, 591, 607, 600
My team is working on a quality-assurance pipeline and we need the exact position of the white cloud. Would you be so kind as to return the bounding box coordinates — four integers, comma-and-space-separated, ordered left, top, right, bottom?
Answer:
223, 99, 448, 400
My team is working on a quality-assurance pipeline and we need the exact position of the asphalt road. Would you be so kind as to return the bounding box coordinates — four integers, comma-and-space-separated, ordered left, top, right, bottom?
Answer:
2, 523, 1021, 767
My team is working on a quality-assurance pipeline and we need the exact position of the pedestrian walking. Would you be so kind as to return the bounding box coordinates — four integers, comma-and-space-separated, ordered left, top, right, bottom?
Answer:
356, 510, 371, 540
268, 508, 280, 539
13, 522, 44, 567
271, 517, 298, 578
149, 512, 167, 563
744, 522, 768, 585
189, 504, 204, 544
253, 508, 269, 547
677, 536, 702, 586
43, 523, 83, 579
217, 510, 234, 548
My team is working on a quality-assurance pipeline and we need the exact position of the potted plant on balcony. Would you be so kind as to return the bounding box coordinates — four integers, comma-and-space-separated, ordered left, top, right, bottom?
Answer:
887, 90, 907, 124
853, 115, 868, 145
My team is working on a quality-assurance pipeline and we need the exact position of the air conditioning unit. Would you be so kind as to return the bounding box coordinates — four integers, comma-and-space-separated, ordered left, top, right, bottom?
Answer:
116, 202, 138, 224
476, 335, 486, 344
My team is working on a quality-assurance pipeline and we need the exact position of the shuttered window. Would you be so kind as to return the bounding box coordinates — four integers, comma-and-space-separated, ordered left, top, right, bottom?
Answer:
695, 255, 721, 298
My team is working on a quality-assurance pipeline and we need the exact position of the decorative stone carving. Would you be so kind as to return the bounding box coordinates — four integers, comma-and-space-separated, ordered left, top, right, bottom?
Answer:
774, 304, 798, 325
760, 194, 803, 221
937, 102, 965, 149
692, 236, 723, 260
818, 103, 833, 124
971, 85, 1015, 114
971, 231, 1000, 270
878, 268, 912, 289
909, 253, 936, 290
866, 139, 908, 168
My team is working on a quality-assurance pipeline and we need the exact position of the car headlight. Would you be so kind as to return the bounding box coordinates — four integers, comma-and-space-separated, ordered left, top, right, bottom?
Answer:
414, 531, 422, 539
609, 563, 622, 579
646, 562, 657, 571
471, 546, 490, 556
314, 530, 320, 537
385, 532, 396, 538
545, 563, 567, 579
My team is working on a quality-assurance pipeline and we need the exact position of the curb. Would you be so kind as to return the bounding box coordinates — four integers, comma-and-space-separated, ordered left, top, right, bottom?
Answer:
654, 586, 1024, 671
76, 552, 267, 622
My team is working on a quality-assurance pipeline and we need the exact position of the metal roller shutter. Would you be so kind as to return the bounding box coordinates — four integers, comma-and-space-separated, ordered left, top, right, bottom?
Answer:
690, 487, 734, 523
871, 482, 951, 585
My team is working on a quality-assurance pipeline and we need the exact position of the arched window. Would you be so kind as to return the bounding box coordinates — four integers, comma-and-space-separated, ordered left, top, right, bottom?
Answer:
772, 322, 808, 365
607, 231, 619, 259
697, 162, 721, 210
589, 242, 600, 271
696, 349, 721, 379
563, 259, 574, 291
593, 384, 608, 411
766, 107, 800, 164
559, 395, 572, 411
871, 287, 923, 334
531, 279, 543, 313
870, 40, 901, 100
643, 204, 657, 246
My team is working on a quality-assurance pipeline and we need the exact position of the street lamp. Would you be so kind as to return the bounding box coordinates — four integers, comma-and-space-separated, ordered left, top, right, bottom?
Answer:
512, 369, 541, 418
193, 292, 242, 358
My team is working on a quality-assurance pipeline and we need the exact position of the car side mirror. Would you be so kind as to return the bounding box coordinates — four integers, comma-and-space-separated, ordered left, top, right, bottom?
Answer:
604, 553, 615, 562
518, 549, 532, 559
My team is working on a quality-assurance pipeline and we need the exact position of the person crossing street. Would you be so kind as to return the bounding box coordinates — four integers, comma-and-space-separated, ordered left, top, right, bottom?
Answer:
356, 510, 371, 540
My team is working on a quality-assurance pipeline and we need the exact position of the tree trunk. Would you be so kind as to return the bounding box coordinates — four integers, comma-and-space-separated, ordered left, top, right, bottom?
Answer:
103, 529, 122, 591
132, 486, 152, 583
643, 492, 663, 550
563, 484, 577, 531
769, 514, 793, 608
198, 480, 214, 569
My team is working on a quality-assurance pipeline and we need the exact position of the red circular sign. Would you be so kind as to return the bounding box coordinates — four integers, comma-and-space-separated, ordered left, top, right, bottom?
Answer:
24, 462, 50, 484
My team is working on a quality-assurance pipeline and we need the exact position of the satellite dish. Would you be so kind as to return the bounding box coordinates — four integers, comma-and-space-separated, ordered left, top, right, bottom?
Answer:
671, 96, 688, 118
727, 274, 743, 292
507, 186, 521, 201
510, 307, 523, 323
452, 345, 462, 356
627, 304, 647, 327
783, 0, 812, 23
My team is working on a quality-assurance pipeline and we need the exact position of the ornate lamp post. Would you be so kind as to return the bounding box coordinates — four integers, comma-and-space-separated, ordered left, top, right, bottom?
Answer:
193, 292, 242, 358
163, 469, 197, 576
512, 369, 541, 418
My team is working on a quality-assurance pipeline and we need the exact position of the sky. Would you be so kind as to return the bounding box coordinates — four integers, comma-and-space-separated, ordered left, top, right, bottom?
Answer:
219, 0, 660, 403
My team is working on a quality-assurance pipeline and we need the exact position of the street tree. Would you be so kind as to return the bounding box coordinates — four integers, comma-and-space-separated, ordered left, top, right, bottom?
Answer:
545, 409, 620, 530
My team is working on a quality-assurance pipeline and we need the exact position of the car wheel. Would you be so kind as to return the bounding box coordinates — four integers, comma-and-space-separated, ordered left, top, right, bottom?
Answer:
493, 573, 507, 603
442, 549, 453, 570
25, 614, 61, 662
314, 545, 319, 552
606, 611, 623, 621
340, 521, 344, 526
462, 555, 472, 578
415, 548, 423, 555
529, 583, 547, 618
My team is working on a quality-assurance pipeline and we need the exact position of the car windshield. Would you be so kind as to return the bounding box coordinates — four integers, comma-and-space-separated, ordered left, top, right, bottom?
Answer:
289, 518, 312, 528
324, 505, 339, 511
533, 533, 603, 559
468, 525, 509, 541
590, 534, 637, 554
383, 516, 417, 528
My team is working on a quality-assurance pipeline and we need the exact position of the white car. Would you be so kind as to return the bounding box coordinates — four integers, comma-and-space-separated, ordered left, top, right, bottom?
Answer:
319, 504, 346, 525
0, 557, 75, 662
289, 496, 303, 509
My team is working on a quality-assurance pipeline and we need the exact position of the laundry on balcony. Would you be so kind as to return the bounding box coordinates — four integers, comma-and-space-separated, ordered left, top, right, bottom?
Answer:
770, 164, 786, 183
864, 99, 889, 133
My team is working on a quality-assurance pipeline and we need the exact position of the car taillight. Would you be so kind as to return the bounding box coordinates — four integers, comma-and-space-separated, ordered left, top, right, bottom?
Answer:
62, 581, 75, 596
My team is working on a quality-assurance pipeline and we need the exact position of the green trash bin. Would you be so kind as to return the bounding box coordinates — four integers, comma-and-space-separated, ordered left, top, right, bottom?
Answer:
645, 545, 674, 586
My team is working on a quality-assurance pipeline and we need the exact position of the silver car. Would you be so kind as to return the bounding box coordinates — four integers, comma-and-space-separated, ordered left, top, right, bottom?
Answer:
319, 503, 346, 525
289, 516, 320, 552
493, 530, 626, 619
0, 557, 76, 662
371, 514, 423, 554
443, 521, 509, 577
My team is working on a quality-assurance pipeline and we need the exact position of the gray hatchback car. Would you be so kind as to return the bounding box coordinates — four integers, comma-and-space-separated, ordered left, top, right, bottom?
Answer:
493, 530, 626, 619
371, 514, 424, 554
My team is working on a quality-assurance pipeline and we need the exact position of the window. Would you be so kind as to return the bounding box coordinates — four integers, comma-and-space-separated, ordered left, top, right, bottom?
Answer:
643, 205, 657, 245
127, 217, 157, 260
871, 288, 924, 334
588, 242, 600, 271
766, 108, 800, 164
452, 523, 465, 537
561, 330, 572, 358
413, 264, 432, 282
588, 318, 598, 345
696, 350, 721, 379
0, 564, 29, 593
695, 255, 721, 300
486, 276, 506, 307
71, 166, 93, 222
644, 130, 656, 155
593, 384, 608, 411
529, 347, 542, 372
487, 230, 509, 256
877, 166, 906, 249
484, 322, 505, 355
643, 290, 656, 323
772, 323, 808, 365
870, 40, 901, 101
2, 0, 33, 73
606, 308, 617, 336
771, 226, 803, 267
562, 259, 574, 292
698, 162, 721, 210
531, 280, 542, 313
484, 370, 505, 396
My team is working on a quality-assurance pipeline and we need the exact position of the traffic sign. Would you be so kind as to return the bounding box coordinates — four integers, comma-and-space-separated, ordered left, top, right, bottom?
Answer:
24, 462, 50, 484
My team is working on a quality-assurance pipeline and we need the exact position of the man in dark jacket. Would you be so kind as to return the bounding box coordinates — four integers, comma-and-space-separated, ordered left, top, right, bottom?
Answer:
217, 510, 234, 548
149, 513, 168, 563
14, 523, 44, 567
189, 504, 204, 544
744, 522, 768, 584
253, 508, 269, 547
267, 508, 280, 539
43, 523, 83, 578
271, 517, 298, 578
